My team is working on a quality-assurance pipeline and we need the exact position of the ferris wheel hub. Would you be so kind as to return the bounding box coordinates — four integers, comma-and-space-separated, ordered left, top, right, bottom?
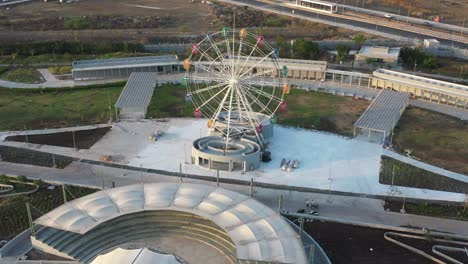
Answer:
228, 78, 238, 86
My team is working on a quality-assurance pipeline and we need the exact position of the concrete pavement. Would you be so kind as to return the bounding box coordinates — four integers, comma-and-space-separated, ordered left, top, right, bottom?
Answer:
0, 160, 466, 237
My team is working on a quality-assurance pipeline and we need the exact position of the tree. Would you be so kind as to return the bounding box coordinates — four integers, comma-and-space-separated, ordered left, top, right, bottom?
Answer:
336, 44, 350, 62
422, 55, 439, 69
352, 34, 367, 45
291, 38, 319, 60
276, 35, 291, 58
399, 47, 439, 70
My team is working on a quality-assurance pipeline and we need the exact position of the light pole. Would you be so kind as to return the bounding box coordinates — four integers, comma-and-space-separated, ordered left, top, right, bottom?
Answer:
413, 62, 417, 75
461, 17, 466, 38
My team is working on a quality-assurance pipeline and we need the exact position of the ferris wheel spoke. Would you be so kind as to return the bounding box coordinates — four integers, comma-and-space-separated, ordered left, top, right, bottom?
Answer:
237, 50, 276, 79
240, 79, 278, 88
190, 82, 228, 95
206, 35, 232, 74
197, 48, 231, 76
224, 86, 236, 148
239, 69, 275, 82
233, 86, 264, 145
197, 84, 230, 109
244, 83, 282, 103
193, 62, 227, 79
243, 88, 274, 116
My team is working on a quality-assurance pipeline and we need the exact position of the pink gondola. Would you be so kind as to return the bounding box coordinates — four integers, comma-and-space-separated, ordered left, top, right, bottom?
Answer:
257, 36, 265, 46
279, 101, 287, 111
194, 108, 202, 118
191, 44, 199, 55
256, 124, 263, 133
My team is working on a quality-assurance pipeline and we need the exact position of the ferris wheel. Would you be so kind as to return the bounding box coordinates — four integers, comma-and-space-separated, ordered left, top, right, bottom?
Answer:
183, 28, 289, 147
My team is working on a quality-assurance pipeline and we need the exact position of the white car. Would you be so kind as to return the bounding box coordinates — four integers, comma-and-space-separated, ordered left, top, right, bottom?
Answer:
384, 14, 393, 19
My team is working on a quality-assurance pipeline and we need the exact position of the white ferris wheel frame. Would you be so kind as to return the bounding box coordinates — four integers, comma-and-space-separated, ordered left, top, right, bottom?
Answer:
185, 29, 286, 148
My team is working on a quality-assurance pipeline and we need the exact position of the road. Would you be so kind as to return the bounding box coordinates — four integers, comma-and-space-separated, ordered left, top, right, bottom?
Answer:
216, 0, 468, 48
0, 160, 466, 237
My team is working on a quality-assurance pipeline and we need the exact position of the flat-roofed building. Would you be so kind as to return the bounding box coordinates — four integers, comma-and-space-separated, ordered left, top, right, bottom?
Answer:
223, 56, 327, 80
370, 69, 468, 108
72, 55, 181, 80
355, 46, 401, 66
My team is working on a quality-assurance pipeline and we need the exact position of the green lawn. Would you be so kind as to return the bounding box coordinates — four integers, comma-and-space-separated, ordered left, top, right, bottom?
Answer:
0, 84, 124, 131
380, 156, 468, 193
0, 68, 44, 84
277, 89, 369, 135
146, 84, 195, 118
393, 107, 468, 175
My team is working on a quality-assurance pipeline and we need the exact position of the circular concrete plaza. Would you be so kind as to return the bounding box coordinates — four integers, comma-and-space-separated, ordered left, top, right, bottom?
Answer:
32, 182, 309, 264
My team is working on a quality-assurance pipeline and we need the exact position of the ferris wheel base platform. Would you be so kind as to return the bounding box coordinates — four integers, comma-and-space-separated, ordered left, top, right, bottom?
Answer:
192, 136, 262, 172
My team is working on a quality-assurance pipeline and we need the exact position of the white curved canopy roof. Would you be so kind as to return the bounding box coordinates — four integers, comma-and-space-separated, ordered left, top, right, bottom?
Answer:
34, 182, 307, 264
91, 247, 180, 264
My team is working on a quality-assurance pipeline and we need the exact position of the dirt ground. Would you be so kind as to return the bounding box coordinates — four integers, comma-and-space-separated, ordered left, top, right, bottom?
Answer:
5, 127, 111, 149
301, 220, 435, 264
336, 0, 468, 25
0, 0, 213, 31
0, 0, 375, 44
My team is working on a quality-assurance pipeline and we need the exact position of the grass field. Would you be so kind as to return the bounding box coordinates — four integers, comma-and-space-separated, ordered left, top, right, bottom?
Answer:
277, 89, 369, 136
146, 84, 194, 118
379, 156, 468, 193
146, 85, 369, 136
0, 84, 124, 131
0, 175, 97, 240
393, 107, 468, 175
384, 200, 468, 221
0, 68, 44, 84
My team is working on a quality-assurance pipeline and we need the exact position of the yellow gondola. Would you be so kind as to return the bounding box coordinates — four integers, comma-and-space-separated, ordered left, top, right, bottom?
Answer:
283, 84, 291, 94
239, 28, 247, 39
183, 59, 192, 70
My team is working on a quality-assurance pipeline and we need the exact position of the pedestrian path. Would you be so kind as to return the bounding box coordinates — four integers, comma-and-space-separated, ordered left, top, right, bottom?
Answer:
383, 149, 468, 183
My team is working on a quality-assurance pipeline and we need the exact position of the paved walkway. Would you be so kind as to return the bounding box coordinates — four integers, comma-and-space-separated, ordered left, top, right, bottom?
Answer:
0, 161, 466, 237
383, 150, 468, 183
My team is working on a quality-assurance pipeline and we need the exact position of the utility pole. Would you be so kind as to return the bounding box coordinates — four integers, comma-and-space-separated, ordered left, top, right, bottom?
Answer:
278, 194, 283, 214
250, 178, 254, 197
24, 125, 29, 144
62, 184, 67, 203
179, 163, 182, 183
72, 130, 77, 150
216, 169, 220, 187
26, 203, 36, 237
107, 87, 112, 123
391, 164, 395, 187
100, 172, 105, 189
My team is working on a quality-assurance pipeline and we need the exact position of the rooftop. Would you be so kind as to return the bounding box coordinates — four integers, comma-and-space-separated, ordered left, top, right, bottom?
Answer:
354, 90, 409, 134
34, 182, 308, 264
373, 69, 468, 98
72, 55, 180, 70
115, 72, 158, 109
358, 46, 401, 59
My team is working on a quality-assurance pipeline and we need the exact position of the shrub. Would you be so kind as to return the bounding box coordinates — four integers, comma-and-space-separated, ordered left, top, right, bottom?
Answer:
33, 179, 44, 187
17, 175, 28, 182
64, 17, 90, 30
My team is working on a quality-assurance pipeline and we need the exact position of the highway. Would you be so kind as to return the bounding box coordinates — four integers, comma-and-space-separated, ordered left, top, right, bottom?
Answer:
217, 0, 468, 48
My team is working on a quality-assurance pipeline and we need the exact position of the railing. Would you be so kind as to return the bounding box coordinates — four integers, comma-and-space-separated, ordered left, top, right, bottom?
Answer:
284, 217, 332, 264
